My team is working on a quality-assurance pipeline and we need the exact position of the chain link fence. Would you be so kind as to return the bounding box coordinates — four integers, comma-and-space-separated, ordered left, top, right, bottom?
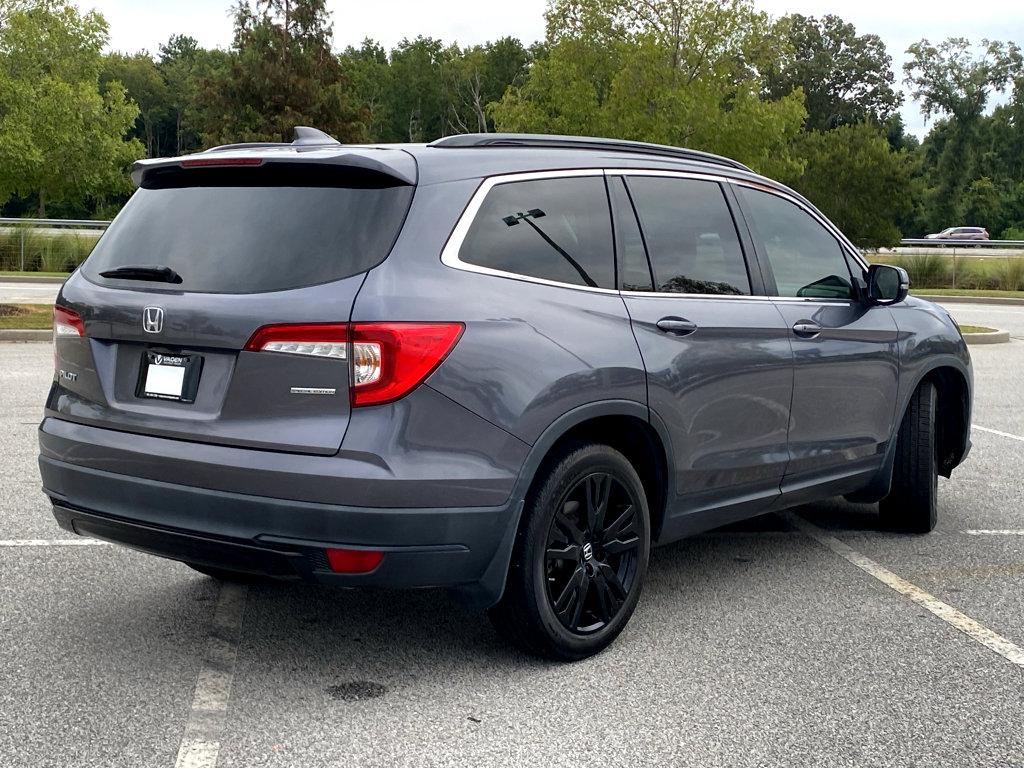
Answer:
0, 218, 109, 273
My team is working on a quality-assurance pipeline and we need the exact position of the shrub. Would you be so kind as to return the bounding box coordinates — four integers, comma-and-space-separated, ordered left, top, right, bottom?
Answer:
952, 259, 987, 289
993, 258, 1024, 291
901, 253, 950, 288
39, 234, 71, 272
0, 225, 98, 272
0, 229, 17, 271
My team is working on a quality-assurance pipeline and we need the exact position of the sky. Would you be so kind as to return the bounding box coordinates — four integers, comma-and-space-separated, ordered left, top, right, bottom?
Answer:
79, 0, 1024, 138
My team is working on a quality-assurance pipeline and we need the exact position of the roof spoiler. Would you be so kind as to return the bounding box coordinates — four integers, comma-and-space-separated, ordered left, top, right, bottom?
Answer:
130, 126, 417, 187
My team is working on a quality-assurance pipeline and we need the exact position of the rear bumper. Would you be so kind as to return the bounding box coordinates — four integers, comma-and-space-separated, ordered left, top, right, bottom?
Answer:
39, 452, 522, 606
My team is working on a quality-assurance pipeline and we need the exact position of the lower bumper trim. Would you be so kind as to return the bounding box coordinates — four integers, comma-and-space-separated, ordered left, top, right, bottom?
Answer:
55, 503, 309, 578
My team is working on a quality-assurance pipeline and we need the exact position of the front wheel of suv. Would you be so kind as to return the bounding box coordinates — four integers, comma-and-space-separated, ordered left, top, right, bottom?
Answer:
880, 381, 938, 533
489, 443, 651, 660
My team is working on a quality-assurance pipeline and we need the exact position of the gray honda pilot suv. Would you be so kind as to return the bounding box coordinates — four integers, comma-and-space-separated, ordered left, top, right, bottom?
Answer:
39, 128, 972, 660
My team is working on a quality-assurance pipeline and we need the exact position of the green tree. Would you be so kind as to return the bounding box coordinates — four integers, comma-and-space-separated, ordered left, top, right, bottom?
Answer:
764, 14, 901, 130
790, 123, 914, 248
961, 176, 1003, 232
384, 36, 451, 141
338, 39, 392, 140
101, 52, 168, 156
904, 38, 1022, 228
340, 35, 532, 142
445, 38, 532, 134
0, 0, 142, 216
904, 38, 1021, 124
490, 0, 807, 179
158, 35, 229, 155
986, 77, 1024, 184
199, 0, 366, 145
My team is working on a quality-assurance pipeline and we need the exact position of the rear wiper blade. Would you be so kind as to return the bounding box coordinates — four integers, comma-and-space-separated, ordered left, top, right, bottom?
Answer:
99, 265, 183, 284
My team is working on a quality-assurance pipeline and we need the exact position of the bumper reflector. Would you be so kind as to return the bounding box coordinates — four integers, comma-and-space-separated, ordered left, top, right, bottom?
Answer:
325, 548, 384, 574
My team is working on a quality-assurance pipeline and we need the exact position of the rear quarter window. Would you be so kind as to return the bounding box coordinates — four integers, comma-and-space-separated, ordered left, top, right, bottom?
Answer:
82, 164, 414, 294
457, 175, 615, 289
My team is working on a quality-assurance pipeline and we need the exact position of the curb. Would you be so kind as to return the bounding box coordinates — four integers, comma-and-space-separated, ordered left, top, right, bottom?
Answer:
961, 329, 1011, 345
0, 329, 51, 342
0, 275, 67, 284
917, 294, 1024, 306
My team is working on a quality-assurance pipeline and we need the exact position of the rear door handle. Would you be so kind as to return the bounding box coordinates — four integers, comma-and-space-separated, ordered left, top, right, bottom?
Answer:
656, 317, 698, 336
792, 321, 822, 338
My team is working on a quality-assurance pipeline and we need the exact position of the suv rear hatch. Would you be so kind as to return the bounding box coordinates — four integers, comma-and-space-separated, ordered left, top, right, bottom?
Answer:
49, 150, 416, 455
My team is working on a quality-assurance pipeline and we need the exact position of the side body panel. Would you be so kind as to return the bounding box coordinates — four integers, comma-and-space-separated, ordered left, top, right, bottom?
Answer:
352, 177, 648, 447
621, 296, 793, 533
771, 299, 900, 497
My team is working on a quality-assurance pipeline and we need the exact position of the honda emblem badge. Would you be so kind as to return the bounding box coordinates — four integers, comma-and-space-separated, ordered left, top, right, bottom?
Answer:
142, 306, 164, 334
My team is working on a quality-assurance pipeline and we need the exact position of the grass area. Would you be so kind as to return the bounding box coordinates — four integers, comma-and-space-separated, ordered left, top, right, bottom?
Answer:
0, 304, 52, 330
912, 287, 1024, 299
871, 253, 1024, 291
0, 270, 70, 278
0, 226, 99, 273
956, 324, 997, 334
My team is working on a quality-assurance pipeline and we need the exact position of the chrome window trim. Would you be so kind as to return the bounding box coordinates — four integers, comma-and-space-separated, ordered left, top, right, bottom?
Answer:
618, 290, 770, 300
616, 290, 855, 305
604, 167, 733, 184
439, 166, 868, 298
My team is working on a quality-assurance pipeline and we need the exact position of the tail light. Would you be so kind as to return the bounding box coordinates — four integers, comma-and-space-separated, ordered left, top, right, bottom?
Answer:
244, 321, 464, 407
53, 306, 85, 339
244, 323, 348, 359
349, 323, 464, 407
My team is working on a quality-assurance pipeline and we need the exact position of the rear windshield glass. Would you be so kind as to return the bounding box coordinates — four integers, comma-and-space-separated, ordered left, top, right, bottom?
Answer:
82, 165, 414, 294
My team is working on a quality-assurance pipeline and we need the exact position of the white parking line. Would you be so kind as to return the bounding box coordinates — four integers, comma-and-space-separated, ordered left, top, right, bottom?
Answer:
947, 307, 1024, 314
785, 512, 1024, 669
174, 582, 248, 769
963, 530, 1024, 536
972, 425, 1024, 442
0, 539, 107, 546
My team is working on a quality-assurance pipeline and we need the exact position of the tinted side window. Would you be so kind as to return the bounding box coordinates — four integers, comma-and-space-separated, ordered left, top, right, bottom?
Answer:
626, 177, 750, 295
739, 187, 854, 300
459, 176, 614, 289
609, 177, 653, 292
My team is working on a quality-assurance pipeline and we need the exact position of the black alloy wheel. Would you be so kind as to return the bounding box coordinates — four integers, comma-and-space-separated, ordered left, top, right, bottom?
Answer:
489, 443, 651, 660
544, 472, 642, 633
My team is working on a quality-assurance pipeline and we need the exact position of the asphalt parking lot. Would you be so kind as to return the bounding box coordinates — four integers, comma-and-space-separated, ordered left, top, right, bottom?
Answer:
2, 301, 1023, 767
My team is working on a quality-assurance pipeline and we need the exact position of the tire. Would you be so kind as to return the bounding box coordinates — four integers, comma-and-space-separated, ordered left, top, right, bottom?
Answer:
880, 381, 938, 533
185, 562, 268, 583
489, 443, 651, 661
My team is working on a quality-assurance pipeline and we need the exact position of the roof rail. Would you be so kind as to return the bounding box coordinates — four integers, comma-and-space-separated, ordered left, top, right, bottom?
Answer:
207, 126, 340, 153
428, 133, 751, 172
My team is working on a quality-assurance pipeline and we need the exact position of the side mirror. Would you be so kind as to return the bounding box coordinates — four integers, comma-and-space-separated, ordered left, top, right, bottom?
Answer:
867, 264, 909, 305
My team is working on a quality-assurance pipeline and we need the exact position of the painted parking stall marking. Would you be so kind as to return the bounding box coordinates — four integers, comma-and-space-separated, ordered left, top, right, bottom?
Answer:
786, 512, 1024, 669
972, 424, 1024, 442
0, 538, 108, 546
174, 583, 248, 769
